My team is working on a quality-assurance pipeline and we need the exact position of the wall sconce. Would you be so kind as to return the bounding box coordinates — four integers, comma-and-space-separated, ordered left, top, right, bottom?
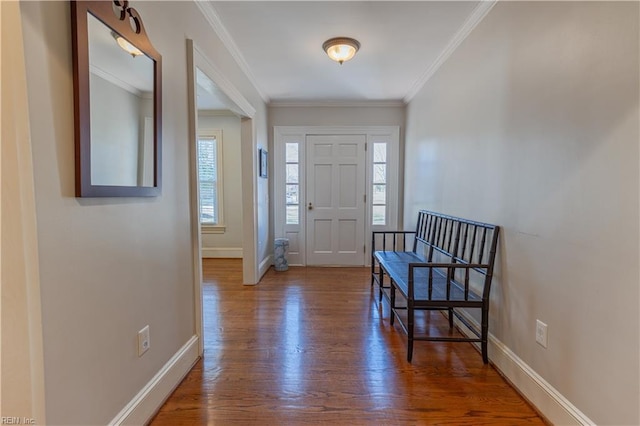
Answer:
322, 37, 360, 65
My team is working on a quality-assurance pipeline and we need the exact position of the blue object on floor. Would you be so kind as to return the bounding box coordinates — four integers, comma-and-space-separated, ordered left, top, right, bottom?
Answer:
274, 238, 289, 271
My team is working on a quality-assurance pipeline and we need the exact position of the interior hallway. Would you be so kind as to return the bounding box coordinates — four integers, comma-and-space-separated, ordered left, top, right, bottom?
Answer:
150, 259, 544, 424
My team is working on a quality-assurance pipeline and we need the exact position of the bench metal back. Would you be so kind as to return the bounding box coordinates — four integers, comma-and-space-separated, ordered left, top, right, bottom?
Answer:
414, 210, 500, 300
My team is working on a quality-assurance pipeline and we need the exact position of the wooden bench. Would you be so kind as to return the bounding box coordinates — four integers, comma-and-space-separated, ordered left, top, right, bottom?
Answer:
371, 210, 500, 363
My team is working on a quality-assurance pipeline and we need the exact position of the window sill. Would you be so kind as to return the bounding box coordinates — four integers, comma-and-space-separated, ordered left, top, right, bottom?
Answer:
201, 225, 226, 234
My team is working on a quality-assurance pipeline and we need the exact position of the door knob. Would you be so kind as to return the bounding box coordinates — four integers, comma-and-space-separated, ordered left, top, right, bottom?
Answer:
308, 202, 313, 210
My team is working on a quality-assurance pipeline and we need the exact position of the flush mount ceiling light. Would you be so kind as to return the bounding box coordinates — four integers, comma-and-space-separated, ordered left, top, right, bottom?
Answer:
111, 31, 143, 57
322, 37, 360, 65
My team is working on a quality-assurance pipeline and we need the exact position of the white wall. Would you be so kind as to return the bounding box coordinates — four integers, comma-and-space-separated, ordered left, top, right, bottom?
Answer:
198, 112, 243, 257
1, 1, 46, 421
268, 104, 405, 157
404, 2, 639, 425
18, 1, 268, 424
89, 74, 141, 186
269, 104, 405, 129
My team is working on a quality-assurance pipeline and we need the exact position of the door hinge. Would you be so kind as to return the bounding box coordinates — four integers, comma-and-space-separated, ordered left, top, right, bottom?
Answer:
365, 142, 367, 151
364, 194, 366, 203
364, 244, 366, 253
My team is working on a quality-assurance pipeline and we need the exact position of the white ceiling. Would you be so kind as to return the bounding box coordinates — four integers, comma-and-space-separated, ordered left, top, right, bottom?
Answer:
207, 1, 482, 104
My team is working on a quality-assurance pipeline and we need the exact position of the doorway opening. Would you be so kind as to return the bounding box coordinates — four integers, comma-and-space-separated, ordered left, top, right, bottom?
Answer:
187, 39, 258, 356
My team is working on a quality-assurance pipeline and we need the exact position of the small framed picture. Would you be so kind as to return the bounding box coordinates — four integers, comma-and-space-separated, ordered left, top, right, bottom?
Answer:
259, 148, 268, 178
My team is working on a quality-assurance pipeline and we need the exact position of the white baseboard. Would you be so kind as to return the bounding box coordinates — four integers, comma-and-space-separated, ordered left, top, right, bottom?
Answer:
109, 335, 199, 426
452, 311, 594, 426
201, 247, 243, 258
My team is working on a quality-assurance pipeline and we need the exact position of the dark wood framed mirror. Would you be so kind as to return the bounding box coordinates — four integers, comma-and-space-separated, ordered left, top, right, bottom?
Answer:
71, 0, 162, 197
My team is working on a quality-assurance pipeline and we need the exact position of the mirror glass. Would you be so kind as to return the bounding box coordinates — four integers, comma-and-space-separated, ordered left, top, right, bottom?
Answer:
87, 13, 155, 187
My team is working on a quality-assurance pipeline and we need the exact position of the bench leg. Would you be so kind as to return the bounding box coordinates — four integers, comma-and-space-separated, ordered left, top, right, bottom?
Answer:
448, 307, 454, 329
370, 258, 375, 287
389, 283, 396, 325
378, 268, 384, 302
481, 305, 489, 364
407, 300, 414, 363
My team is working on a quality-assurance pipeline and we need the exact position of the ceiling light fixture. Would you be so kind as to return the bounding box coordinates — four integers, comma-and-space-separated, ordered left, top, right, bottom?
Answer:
111, 31, 143, 57
322, 37, 360, 65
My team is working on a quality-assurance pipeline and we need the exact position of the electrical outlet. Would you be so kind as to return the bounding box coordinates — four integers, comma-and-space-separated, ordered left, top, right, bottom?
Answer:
536, 320, 548, 348
138, 325, 150, 356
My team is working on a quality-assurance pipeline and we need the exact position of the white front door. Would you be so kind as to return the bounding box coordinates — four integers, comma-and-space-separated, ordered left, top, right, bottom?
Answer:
305, 134, 366, 266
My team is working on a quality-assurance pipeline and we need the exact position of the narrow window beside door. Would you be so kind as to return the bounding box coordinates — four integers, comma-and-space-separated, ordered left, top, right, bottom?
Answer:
285, 142, 300, 225
372, 142, 387, 225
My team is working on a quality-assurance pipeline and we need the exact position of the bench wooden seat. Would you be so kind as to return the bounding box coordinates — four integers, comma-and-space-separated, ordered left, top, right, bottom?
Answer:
371, 210, 500, 363
384, 262, 482, 304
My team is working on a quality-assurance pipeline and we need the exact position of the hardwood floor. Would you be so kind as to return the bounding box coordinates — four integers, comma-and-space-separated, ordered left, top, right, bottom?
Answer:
150, 259, 544, 425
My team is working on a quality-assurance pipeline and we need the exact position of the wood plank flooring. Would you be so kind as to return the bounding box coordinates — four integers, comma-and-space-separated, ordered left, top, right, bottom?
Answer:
150, 259, 544, 425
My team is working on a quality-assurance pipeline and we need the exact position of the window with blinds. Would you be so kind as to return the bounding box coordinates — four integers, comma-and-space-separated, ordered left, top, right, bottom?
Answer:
198, 135, 219, 224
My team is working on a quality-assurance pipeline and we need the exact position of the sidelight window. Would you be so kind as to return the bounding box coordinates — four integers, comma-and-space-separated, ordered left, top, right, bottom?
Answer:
285, 142, 300, 225
372, 142, 387, 225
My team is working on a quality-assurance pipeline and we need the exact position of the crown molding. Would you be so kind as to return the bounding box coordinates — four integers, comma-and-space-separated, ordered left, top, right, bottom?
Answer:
90, 64, 144, 97
269, 100, 406, 108
194, 1, 270, 104
404, 0, 497, 103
